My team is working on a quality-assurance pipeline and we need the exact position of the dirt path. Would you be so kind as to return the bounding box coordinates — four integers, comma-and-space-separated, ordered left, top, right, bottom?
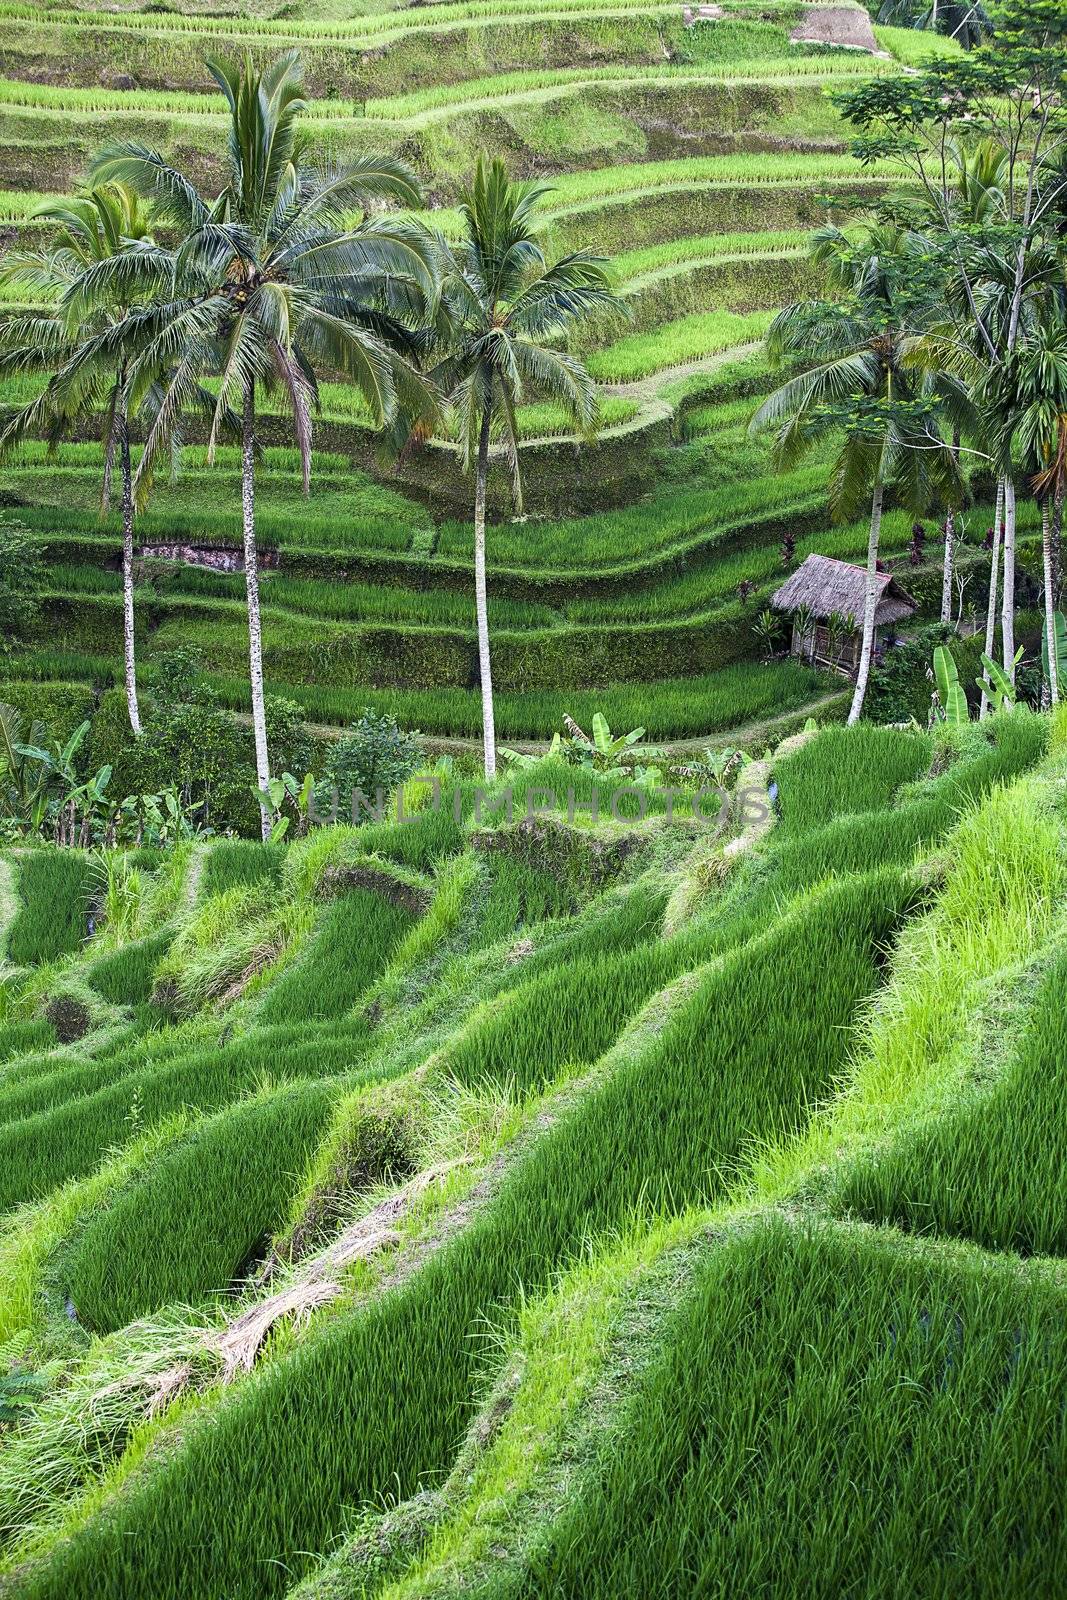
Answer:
250, 689, 849, 761
599, 341, 762, 404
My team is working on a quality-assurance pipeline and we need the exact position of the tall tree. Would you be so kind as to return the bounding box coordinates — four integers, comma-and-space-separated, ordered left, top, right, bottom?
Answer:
752, 224, 961, 723
92, 51, 436, 834
414, 157, 622, 778
838, 0, 1067, 688
0, 185, 162, 733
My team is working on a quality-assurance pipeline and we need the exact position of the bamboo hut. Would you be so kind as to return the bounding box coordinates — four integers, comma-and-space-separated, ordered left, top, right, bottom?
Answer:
771, 553, 916, 676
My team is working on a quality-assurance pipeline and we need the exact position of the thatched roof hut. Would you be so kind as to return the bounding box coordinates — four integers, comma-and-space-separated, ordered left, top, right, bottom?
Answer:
771, 554, 916, 628
771, 554, 916, 676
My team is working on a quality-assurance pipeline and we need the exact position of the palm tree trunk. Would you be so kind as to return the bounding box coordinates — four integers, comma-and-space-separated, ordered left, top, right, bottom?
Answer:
847, 478, 883, 726
940, 430, 960, 625
117, 395, 141, 736
1042, 498, 1059, 706
1053, 478, 1063, 610
979, 477, 1004, 720
242, 381, 271, 839
1001, 475, 1017, 685
940, 509, 955, 626
473, 405, 496, 780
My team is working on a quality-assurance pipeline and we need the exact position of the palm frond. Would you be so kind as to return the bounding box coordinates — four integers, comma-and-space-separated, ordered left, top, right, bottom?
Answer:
91, 143, 209, 233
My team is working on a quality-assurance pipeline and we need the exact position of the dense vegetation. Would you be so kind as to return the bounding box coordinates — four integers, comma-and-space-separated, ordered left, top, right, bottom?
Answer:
0, 0, 1065, 1592
0, 0, 1029, 828
0, 709, 1064, 1596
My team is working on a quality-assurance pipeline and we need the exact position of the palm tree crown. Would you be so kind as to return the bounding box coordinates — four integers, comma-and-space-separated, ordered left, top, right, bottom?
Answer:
0, 182, 166, 734
81, 50, 438, 833
429, 155, 624, 507
90, 50, 436, 492
752, 223, 962, 722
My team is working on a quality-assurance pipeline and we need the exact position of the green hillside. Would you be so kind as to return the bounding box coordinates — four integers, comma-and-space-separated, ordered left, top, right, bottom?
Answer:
0, 710, 1065, 1597
2, 3, 1065, 1593
0, 0, 974, 761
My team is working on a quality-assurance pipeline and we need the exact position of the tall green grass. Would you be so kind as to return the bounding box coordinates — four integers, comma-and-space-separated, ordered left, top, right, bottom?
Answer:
775, 724, 934, 833
199, 842, 285, 899
761, 714, 1048, 898
256, 888, 416, 1025
836, 947, 1067, 1257
85, 932, 173, 1008
62, 1082, 337, 1333
521, 1214, 1067, 1598
8, 852, 93, 965
9, 870, 912, 1599
0, 1025, 371, 1214
585, 309, 774, 381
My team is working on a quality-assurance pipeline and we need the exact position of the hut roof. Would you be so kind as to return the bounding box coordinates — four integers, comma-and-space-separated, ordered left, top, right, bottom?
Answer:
771, 553, 916, 627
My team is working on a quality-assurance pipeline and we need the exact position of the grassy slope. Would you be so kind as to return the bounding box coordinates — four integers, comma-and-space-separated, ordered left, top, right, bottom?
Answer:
0, 0, 943, 747
0, 714, 1063, 1598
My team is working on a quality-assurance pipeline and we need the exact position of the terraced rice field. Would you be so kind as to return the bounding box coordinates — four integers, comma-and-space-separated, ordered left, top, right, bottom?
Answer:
0, 0, 967, 751
0, 711, 1064, 1595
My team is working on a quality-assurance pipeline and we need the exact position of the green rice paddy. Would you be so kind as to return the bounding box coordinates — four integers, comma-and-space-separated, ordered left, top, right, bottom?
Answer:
0, 3, 1052, 1591
1, 713, 1064, 1596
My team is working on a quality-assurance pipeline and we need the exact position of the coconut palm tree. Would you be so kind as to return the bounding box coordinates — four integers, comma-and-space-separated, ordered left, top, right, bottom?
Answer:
90, 51, 437, 834
411, 156, 623, 778
0, 184, 164, 734
752, 225, 962, 723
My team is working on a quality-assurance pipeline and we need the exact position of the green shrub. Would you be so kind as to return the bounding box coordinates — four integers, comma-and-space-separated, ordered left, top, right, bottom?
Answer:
866, 624, 986, 725
0, 681, 95, 750
317, 711, 424, 816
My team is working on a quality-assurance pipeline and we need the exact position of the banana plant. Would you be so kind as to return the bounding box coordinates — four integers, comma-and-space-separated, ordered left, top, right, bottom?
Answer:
933, 645, 969, 726
0, 704, 51, 830
562, 713, 647, 772
500, 733, 561, 770
977, 649, 1022, 713
256, 772, 316, 842
54, 763, 112, 847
